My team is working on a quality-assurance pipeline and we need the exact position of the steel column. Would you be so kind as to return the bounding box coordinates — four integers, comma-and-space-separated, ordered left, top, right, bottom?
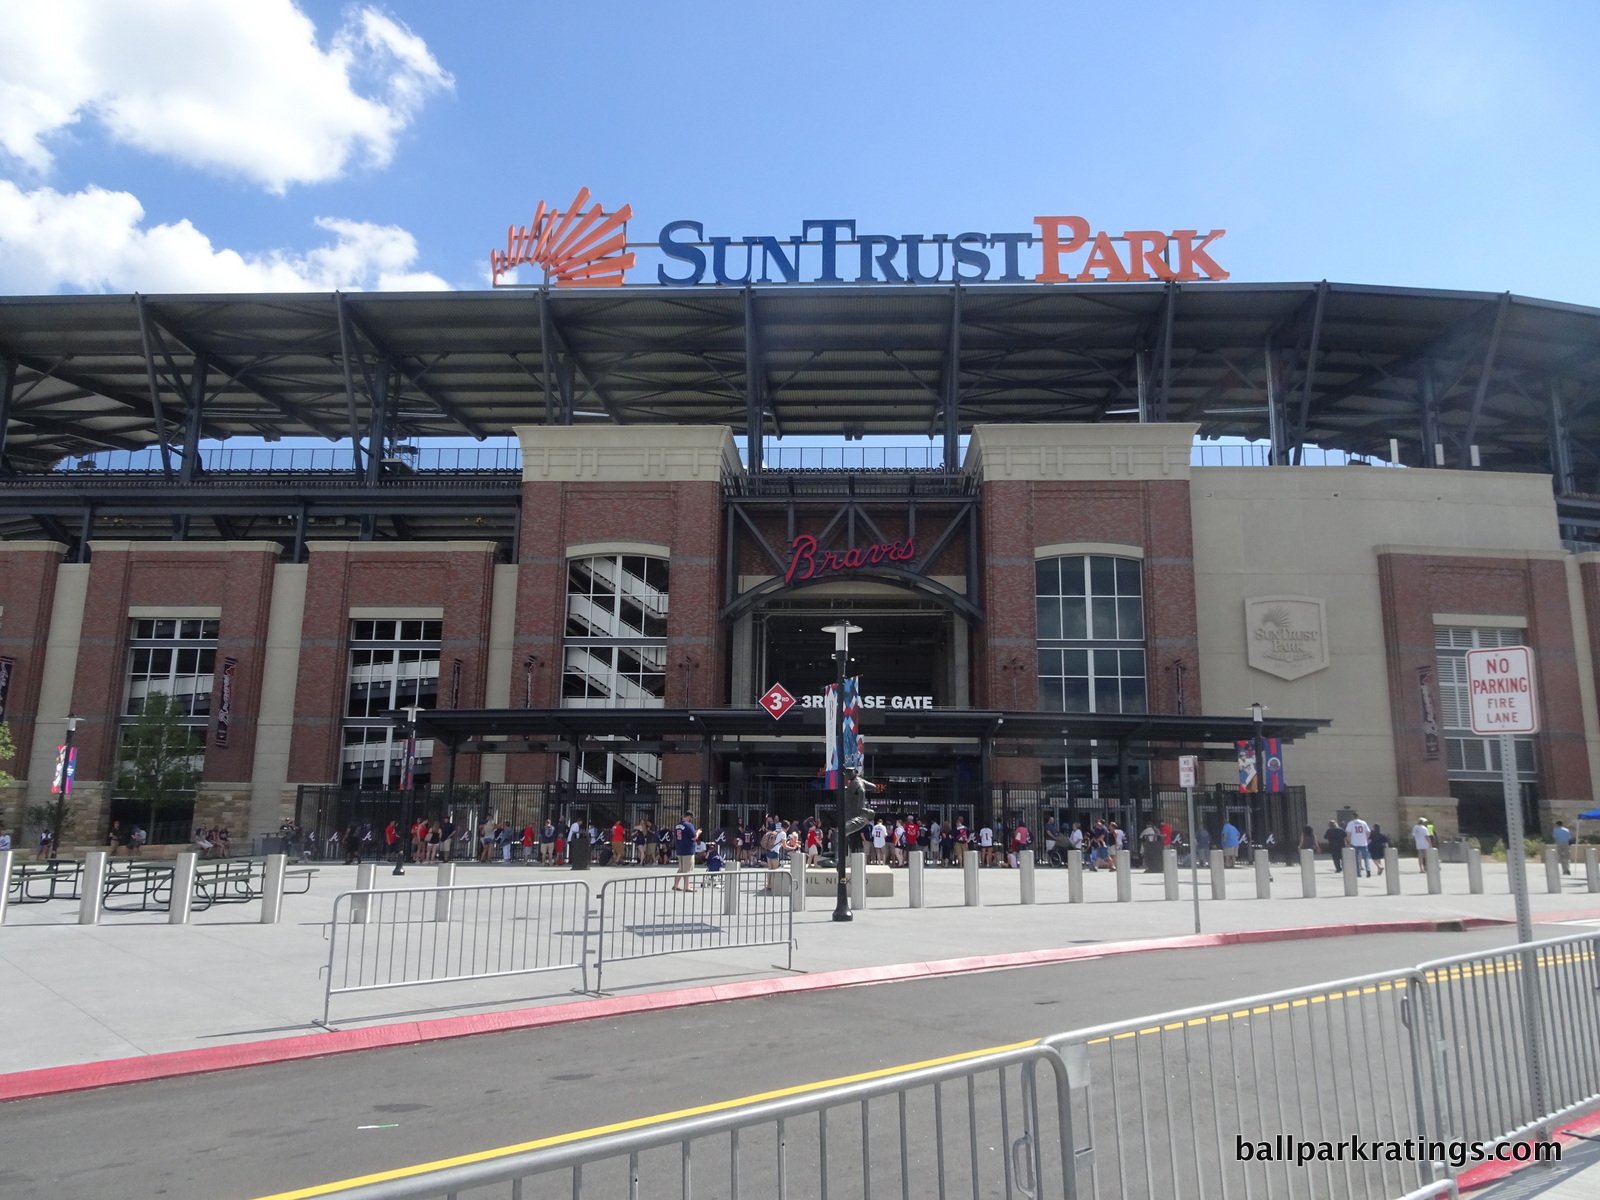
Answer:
1264, 336, 1283, 465
0, 355, 13, 474
1419, 361, 1442, 467
1549, 379, 1576, 495
744, 288, 764, 475
538, 289, 556, 425
335, 292, 366, 477
179, 356, 208, 483
1291, 280, 1327, 462
1461, 291, 1512, 458
365, 365, 389, 484
942, 286, 962, 470
1157, 283, 1177, 422
133, 294, 174, 478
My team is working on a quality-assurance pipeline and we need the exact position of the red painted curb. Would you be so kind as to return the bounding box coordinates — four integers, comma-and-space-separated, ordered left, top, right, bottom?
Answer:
1456, 1102, 1600, 1191
0, 915, 1510, 1105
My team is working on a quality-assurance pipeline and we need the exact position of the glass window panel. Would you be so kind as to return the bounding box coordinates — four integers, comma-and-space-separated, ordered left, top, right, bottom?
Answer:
1091, 598, 1118, 640
1038, 649, 1063, 676
1061, 557, 1086, 596
1093, 649, 1121, 676
1120, 649, 1146, 677
1115, 598, 1143, 640
1089, 556, 1116, 597
1115, 557, 1142, 596
423, 621, 442, 640
1094, 676, 1120, 713
1446, 740, 1466, 771
1039, 678, 1065, 711
1064, 677, 1090, 712
178, 619, 199, 639
1037, 598, 1061, 640
1063, 649, 1088, 676
644, 557, 670, 593
1035, 558, 1059, 598
200, 620, 219, 639
1121, 677, 1147, 714
1062, 598, 1087, 640
153, 619, 175, 639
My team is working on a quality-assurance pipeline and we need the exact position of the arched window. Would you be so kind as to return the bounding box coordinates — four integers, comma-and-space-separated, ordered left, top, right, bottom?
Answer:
1035, 555, 1146, 713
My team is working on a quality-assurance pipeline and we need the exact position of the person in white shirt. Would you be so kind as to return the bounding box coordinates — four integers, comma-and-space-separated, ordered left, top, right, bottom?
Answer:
1411, 819, 1432, 873
0, 828, 11, 853
1345, 814, 1372, 877
870, 821, 888, 865
927, 821, 942, 866
977, 823, 995, 867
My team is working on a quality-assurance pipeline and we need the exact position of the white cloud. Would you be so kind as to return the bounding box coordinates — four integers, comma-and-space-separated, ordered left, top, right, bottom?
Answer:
0, 180, 450, 292
0, 1, 451, 192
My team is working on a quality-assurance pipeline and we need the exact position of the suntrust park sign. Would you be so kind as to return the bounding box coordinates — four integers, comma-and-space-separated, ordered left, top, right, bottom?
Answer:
491, 188, 1228, 288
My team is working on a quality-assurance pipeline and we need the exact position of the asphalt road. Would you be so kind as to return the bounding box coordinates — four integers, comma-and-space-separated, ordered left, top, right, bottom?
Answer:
0, 923, 1554, 1200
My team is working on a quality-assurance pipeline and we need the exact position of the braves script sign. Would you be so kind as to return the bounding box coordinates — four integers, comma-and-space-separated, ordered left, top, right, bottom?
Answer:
784, 535, 916, 585
1465, 646, 1539, 735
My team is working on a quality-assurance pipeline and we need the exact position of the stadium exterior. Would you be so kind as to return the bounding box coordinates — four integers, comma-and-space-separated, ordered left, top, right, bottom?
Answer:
3, 281, 1600, 848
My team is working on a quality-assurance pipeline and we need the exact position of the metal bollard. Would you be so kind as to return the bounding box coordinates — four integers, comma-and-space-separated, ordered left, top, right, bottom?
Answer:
1586, 846, 1600, 893
1300, 848, 1316, 898
0, 849, 11, 925
79, 850, 107, 925
963, 850, 980, 906
1067, 849, 1083, 903
849, 852, 868, 910
260, 853, 287, 924
908, 850, 924, 908
1019, 850, 1036, 904
791, 851, 807, 912
1425, 847, 1441, 895
1115, 851, 1131, 902
1466, 846, 1483, 894
169, 850, 197, 925
1387, 847, 1402, 894
1163, 847, 1179, 900
1543, 846, 1561, 894
1255, 851, 1271, 899
722, 860, 740, 915
1343, 848, 1358, 896
1210, 854, 1226, 901
351, 861, 375, 924
434, 862, 455, 922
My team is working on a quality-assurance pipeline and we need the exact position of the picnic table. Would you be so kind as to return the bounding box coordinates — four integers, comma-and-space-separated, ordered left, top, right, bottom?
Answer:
6, 859, 83, 904
99, 857, 318, 913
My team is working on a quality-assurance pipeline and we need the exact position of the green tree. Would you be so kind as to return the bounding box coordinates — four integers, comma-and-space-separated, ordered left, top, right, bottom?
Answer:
114, 692, 202, 840
0, 720, 14, 785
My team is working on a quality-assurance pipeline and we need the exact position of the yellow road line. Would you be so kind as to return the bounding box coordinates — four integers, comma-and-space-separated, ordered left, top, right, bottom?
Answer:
252, 1039, 1041, 1200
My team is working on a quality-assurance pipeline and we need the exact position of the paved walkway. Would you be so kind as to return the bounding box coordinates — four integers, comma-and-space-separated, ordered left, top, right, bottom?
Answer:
1, 854, 1595, 1075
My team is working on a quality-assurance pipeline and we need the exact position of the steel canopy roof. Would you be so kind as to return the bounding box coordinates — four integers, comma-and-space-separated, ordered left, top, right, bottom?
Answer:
1, 281, 1596, 475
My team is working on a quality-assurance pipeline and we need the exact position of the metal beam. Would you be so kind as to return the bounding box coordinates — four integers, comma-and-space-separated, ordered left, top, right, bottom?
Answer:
537, 291, 556, 425
943, 286, 962, 470
180, 356, 207, 482
1549, 378, 1576, 494
1290, 280, 1327, 462
334, 292, 367, 476
133, 294, 174, 478
1419, 360, 1443, 467
1460, 291, 1511, 458
744, 287, 764, 474
539, 295, 626, 424
1157, 283, 1177, 422
0, 356, 12, 475
340, 301, 488, 440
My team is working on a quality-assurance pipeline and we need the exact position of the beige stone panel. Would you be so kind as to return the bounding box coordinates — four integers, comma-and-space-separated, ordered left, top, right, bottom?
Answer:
479, 563, 518, 784
25, 563, 89, 816
1191, 465, 1561, 833
967, 422, 1198, 482
516, 425, 743, 483
246, 563, 307, 838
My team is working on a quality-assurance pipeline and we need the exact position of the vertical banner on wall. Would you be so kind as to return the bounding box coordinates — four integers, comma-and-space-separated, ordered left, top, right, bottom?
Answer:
214, 657, 237, 748
51, 744, 76, 795
841, 676, 864, 770
450, 658, 462, 709
1416, 664, 1441, 760
0, 655, 14, 724
401, 733, 418, 790
1235, 741, 1258, 793
1263, 738, 1284, 791
823, 683, 840, 789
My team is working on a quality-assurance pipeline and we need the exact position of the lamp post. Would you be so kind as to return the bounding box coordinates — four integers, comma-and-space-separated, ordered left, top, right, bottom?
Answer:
822, 620, 862, 923
49, 714, 80, 863
1251, 701, 1266, 848
393, 705, 421, 876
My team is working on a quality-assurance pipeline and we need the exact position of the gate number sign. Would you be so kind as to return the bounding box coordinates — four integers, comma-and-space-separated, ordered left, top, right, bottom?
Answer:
1464, 646, 1539, 735
760, 682, 797, 720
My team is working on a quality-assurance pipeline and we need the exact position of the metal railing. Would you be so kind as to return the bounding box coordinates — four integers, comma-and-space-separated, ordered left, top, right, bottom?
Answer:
594, 868, 793, 992
321, 879, 592, 1024
284, 934, 1595, 1200
56, 445, 523, 474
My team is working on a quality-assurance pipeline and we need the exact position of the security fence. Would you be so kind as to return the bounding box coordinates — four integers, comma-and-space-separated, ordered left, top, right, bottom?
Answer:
594, 868, 793, 992
320, 878, 592, 1024
289, 933, 1596, 1199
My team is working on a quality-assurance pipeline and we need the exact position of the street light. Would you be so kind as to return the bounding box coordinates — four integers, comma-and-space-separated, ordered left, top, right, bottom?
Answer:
393, 705, 421, 876
822, 620, 862, 923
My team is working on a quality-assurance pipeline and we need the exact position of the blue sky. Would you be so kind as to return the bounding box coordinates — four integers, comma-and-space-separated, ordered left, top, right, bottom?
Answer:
3, 1, 1600, 304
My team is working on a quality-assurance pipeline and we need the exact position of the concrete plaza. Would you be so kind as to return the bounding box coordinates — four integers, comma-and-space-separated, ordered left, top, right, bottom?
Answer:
1, 853, 1597, 1076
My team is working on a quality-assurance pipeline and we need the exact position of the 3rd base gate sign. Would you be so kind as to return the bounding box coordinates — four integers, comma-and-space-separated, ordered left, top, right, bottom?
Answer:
1464, 646, 1539, 735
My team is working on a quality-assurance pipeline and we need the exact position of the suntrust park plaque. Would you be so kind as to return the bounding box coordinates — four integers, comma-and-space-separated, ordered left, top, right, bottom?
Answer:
1244, 596, 1329, 681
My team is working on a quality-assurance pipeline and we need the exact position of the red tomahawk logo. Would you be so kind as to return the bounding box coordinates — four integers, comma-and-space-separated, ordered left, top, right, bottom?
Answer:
760, 683, 796, 720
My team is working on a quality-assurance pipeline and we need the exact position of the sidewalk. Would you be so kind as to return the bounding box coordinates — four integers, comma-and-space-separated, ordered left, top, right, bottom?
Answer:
1, 854, 1595, 1076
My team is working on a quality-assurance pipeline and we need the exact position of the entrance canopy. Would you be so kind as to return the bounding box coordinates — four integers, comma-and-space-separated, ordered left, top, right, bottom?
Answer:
404, 706, 1329, 756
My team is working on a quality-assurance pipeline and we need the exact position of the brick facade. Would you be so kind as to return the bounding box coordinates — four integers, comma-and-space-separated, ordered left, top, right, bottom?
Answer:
0, 542, 65, 785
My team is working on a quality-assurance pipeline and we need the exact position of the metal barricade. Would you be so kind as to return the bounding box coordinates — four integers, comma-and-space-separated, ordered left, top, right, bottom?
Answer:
258, 1039, 1074, 1200
594, 870, 793, 992
320, 879, 591, 1025
1044, 969, 1431, 1200
1412, 930, 1600, 1154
